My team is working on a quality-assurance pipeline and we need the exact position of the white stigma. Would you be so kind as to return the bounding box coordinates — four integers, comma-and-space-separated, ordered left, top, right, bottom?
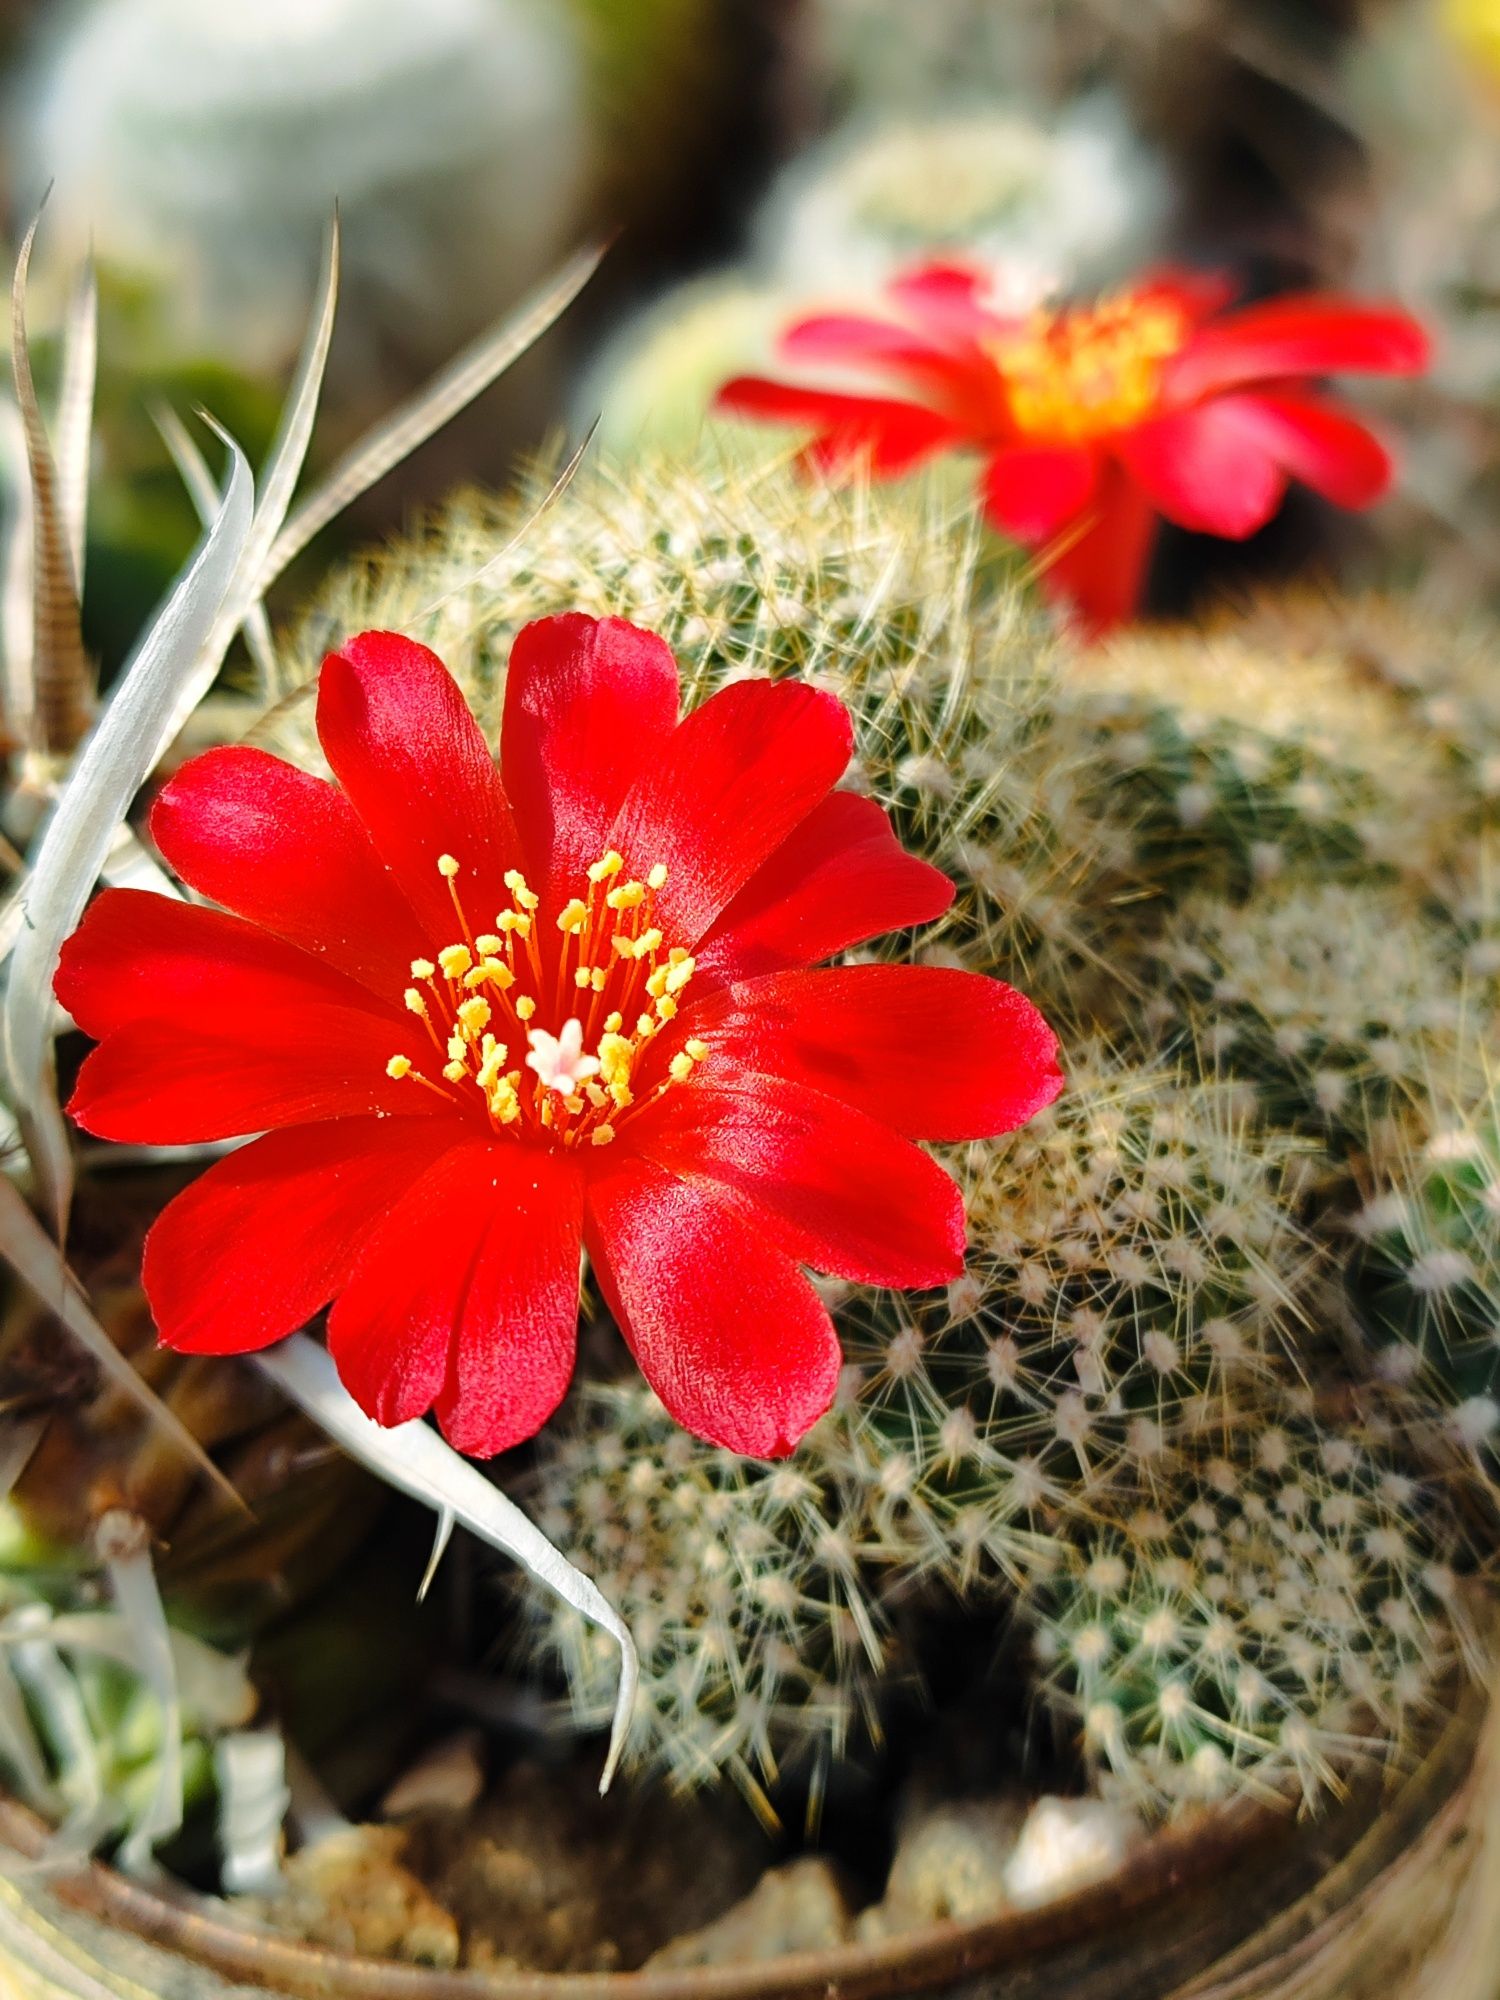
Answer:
525, 1018, 602, 1096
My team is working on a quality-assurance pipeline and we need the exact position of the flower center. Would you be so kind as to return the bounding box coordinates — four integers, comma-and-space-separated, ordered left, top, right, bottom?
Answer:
384, 852, 708, 1149
990, 293, 1189, 443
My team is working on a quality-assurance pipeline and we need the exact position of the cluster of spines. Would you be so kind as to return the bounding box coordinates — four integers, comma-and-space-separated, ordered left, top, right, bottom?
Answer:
1026, 1389, 1464, 1807
287, 457, 1493, 1812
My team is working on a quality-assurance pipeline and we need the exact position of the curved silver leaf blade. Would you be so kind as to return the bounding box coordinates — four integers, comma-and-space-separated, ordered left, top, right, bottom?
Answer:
256, 1336, 638, 1793
3, 432, 253, 1236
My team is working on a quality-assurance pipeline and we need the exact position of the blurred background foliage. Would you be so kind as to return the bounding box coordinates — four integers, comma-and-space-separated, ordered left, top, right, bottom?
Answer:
0, 0, 1495, 682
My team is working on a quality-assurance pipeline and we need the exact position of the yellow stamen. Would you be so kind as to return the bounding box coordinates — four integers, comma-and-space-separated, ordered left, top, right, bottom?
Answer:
647, 862, 669, 890
557, 898, 589, 933
669, 1052, 696, 1083
404, 988, 427, 1016
457, 997, 491, 1035
437, 854, 460, 879
439, 944, 472, 980
591, 1123, 616, 1147
386, 1055, 412, 1079
516, 996, 536, 1021
685, 1039, 710, 1061
411, 957, 436, 981
588, 850, 624, 883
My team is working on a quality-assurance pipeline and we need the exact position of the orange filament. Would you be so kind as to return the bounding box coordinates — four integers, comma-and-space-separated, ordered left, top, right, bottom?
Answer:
384, 853, 708, 1148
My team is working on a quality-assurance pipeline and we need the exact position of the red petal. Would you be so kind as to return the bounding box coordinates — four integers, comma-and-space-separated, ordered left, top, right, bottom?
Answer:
68, 1008, 434, 1144
584, 1156, 841, 1456
150, 747, 421, 996
625, 1073, 965, 1286
328, 1140, 582, 1451
694, 790, 953, 985
887, 261, 1018, 340
1029, 460, 1157, 636
1166, 298, 1431, 403
55, 889, 396, 1040
981, 442, 1099, 544
316, 631, 520, 939
145, 1119, 456, 1355
780, 312, 952, 371
678, 964, 1063, 1142
500, 614, 679, 912
1212, 391, 1393, 509
1118, 403, 1287, 538
715, 377, 963, 474
609, 677, 854, 947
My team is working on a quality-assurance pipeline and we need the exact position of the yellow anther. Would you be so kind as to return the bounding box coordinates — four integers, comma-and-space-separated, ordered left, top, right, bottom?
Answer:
636, 928, 663, 958
386, 1055, 413, 1080
439, 944, 472, 979
458, 997, 491, 1035
574, 967, 593, 989
587, 850, 624, 882
557, 898, 589, 933
685, 1039, 710, 1061
411, 957, 436, 980
503, 869, 526, 892
475, 933, 503, 956
404, 988, 427, 1016
605, 880, 646, 911
655, 995, 678, 1021
585, 1081, 608, 1108
443, 1060, 468, 1083
477, 1039, 508, 1090
447, 1034, 467, 1062
603, 1011, 623, 1034
437, 854, 460, 879
464, 958, 514, 991
647, 863, 668, 890
564, 1093, 585, 1115
636, 1013, 655, 1038
590, 967, 607, 992
516, 996, 536, 1021
645, 965, 670, 998
609, 1080, 634, 1110
598, 1032, 633, 1082
496, 909, 532, 939
591, 1124, 616, 1147
669, 1052, 696, 1083
664, 955, 696, 995
667, 946, 689, 966
514, 885, 539, 912
611, 933, 638, 960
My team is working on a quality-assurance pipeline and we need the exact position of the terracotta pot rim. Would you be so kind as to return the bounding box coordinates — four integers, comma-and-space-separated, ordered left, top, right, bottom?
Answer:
0, 1791, 1274, 2000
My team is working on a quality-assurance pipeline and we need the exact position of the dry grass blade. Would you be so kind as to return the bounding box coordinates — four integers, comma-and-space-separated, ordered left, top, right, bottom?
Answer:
417, 418, 599, 620
263, 239, 607, 585
2, 427, 251, 1237
151, 400, 275, 687
10, 218, 91, 756
159, 220, 339, 739
256, 1335, 639, 1793
0, 1176, 241, 1508
53, 260, 97, 597
0, 399, 35, 738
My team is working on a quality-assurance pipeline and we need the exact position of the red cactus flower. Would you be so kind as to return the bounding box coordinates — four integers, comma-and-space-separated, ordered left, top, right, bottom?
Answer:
56, 620, 1062, 1459
717, 262, 1430, 634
